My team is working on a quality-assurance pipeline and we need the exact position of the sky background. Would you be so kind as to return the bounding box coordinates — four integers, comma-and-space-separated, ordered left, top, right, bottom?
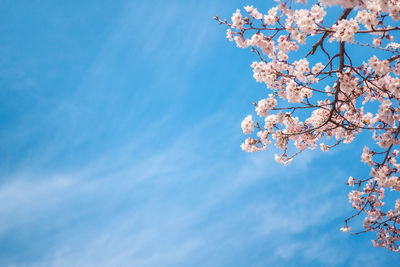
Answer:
0, 0, 399, 266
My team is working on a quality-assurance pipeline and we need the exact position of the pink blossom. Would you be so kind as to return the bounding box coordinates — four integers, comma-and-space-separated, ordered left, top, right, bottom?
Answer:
332, 19, 359, 43
348, 176, 355, 186
340, 226, 351, 232
241, 115, 254, 134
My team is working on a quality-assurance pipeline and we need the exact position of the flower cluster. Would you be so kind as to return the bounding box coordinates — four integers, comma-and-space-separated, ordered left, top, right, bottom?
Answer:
368, 56, 391, 76
216, 0, 400, 251
331, 18, 359, 43
319, 0, 400, 21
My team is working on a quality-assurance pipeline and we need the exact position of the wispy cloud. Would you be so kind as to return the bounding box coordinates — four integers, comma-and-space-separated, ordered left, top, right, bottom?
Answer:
0, 111, 345, 267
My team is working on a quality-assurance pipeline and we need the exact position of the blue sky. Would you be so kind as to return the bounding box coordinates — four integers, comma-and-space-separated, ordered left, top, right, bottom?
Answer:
0, 0, 399, 266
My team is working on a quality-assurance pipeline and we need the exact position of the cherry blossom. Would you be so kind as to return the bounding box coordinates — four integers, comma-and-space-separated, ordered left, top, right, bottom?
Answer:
216, 0, 400, 251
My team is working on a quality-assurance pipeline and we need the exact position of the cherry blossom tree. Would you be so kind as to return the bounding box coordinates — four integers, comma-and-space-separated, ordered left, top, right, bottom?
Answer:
215, 0, 400, 251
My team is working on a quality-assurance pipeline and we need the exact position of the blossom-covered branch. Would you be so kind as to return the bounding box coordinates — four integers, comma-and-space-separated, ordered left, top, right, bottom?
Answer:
216, 0, 400, 251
